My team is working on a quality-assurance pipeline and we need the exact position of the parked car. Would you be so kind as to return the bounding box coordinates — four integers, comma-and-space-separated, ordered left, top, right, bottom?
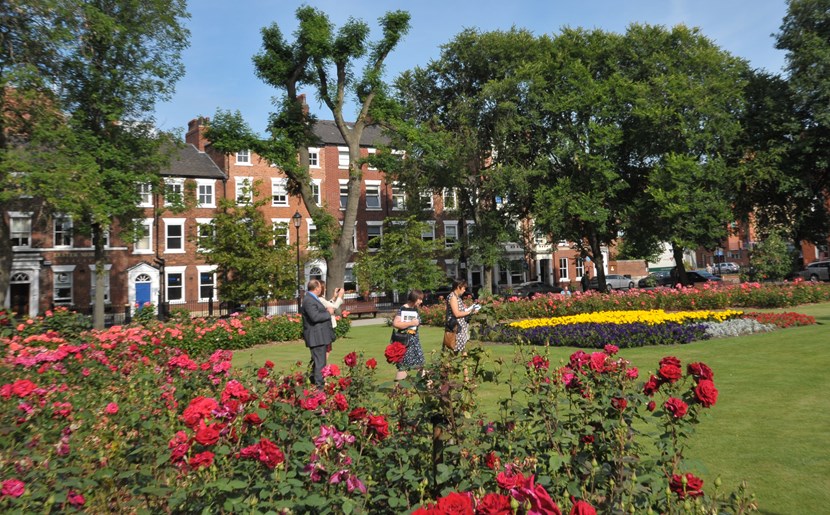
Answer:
713, 262, 740, 274
798, 260, 830, 282
588, 274, 635, 292
637, 271, 672, 288
511, 281, 564, 297
686, 270, 724, 285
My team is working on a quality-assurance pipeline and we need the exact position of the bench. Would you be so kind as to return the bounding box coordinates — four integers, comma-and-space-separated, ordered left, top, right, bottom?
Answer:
342, 301, 378, 319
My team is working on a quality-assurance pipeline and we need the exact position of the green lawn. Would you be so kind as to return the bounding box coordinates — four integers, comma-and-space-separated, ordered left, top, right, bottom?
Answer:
232, 304, 830, 515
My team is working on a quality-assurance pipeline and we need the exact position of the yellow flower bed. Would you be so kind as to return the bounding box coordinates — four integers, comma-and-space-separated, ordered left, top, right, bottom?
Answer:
509, 309, 744, 329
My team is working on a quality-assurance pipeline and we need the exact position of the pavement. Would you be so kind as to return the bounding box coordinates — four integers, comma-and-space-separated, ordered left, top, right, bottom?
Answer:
349, 315, 390, 327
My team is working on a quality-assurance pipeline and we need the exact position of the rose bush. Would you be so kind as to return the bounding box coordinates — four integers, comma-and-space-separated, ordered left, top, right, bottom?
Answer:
0, 313, 758, 513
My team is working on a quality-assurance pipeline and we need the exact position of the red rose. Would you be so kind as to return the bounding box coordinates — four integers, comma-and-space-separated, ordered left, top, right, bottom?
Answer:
659, 356, 681, 368
611, 397, 627, 411
694, 379, 719, 407
257, 367, 269, 379
332, 393, 349, 411
647, 401, 656, 412
664, 397, 688, 418
496, 469, 526, 490
67, 490, 85, 507
344, 352, 358, 368
581, 434, 594, 445
603, 344, 619, 355
569, 350, 590, 369
436, 491, 474, 514
484, 451, 501, 470
338, 377, 352, 390
658, 363, 682, 383
256, 438, 285, 469
11, 379, 37, 398
687, 362, 714, 381
476, 492, 512, 515
366, 358, 377, 369
221, 380, 252, 403
570, 500, 597, 515
194, 420, 221, 446
525, 482, 562, 515
411, 504, 440, 515
384, 342, 407, 364
264, 360, 275, 369
530, 355, 550, 370
349, 407, 368, 422
1, 479, 25, 498
643, 374, 660, 396
243, 412, 263, 425
182, 396, 218, 428
189, 451, 214, 469
670, 472, 704, 498
367, 414, 390, 440
589, 352, 608, 372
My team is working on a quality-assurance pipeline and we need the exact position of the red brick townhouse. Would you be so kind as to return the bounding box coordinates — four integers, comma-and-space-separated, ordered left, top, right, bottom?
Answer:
5, 115, 603, 318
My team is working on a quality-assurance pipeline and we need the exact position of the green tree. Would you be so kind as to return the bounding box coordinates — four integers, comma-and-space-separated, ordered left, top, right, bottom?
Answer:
748, 230, 794, 281
775, 0, 830, 245
0, 0, 75, 307
618, 24, 749, 285
387, 28, 547, 294
206, 6, 410, 293
53, 0, 189, 328
352, 216, 446, 295
197, 183, 296, 306
528, 27, 633, 292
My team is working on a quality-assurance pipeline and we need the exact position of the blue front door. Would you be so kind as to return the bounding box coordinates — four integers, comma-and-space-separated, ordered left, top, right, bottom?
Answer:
136, 282, 151, 308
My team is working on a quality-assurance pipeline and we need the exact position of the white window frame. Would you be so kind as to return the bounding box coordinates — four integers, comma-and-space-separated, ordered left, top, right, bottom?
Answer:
365, 180, 381, 210
420, 190, 434, 210
163, 178, 185, 207
235, 177, 253, 205
10, 212, 32, 249
271, 178, 289, 206
339, 179, 349, 210
576, 258, 585, 278
197, 265, 218, 302
308, 147, 320, 168
367, 148, 377, 170
311, 178, 321, 206
307, 219, 318, 250
137, 182, 153, 208
272, 218, 290, 246
165, 265, 186, 304
164, 218, 186, 254
391, 182, 406, 211
337, 146, 349, 169
236, 149, 252, 166
366, 221, 383, 252
421, 221, 436, 241
445, 259, 458, 279
52, 265, 75, 305
196, 179, 215, 208
196, 218, 213, 252
88, 264, 112, 304
559, 257, 570, 280
133, 218, 154, 254
443, 188, 458, 210
444, 221, 458, 248
53, 214, 73, 248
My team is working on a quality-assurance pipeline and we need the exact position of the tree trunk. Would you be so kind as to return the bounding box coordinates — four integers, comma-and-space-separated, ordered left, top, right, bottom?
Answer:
0, 218, 10, 307
671, 243, 688, 286
92, 223, 106, 329
588, 231, 607, 292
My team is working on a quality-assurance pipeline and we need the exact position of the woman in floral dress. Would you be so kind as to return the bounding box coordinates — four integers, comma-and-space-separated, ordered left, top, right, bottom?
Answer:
392, 290, 425, 381
445, 279, 478, 354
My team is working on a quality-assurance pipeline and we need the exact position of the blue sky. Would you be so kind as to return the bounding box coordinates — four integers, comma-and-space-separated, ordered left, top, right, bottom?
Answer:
153, 0, 790, 135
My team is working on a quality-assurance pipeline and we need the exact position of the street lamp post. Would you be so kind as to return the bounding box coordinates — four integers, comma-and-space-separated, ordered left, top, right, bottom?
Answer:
293, 211, 303, 314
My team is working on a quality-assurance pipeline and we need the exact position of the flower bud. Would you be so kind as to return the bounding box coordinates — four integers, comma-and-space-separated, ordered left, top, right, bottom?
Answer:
684, 499, 692, 511
714, 476, 722, 487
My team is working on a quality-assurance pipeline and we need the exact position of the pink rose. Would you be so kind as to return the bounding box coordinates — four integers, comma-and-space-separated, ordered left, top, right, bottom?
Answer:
104, 402, 119, 414
1, 479, 25, 498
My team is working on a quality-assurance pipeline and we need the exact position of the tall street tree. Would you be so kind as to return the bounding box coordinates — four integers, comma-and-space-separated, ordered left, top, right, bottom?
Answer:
618, 24, 749, 284
387, 28, 547, 294
0, 0, 75, 307
528, 27, 633, 292
206, 6, 411, 291
52, 0, 189, 327
775, 0, 830, 249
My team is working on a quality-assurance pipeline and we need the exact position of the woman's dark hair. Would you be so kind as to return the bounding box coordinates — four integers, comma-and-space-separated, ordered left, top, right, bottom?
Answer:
451, 278, 468, 291
407, 290, 424, 303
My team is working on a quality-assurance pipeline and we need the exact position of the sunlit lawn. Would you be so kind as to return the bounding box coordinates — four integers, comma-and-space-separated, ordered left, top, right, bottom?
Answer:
232, 303, 830, 515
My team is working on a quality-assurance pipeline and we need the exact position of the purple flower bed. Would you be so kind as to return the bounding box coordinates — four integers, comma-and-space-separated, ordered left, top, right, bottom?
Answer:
478, 322, 710, 348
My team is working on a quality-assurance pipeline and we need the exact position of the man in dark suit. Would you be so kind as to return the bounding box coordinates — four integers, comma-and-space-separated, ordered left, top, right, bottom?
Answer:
302, 279, 335, 387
